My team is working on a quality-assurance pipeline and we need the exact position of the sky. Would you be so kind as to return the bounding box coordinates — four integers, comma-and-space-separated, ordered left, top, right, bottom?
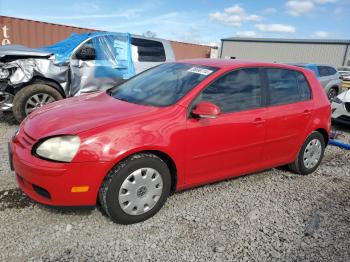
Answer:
1, 0, 349, 45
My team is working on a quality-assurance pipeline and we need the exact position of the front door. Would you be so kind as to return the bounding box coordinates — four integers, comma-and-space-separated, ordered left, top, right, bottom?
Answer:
70, 34, 134, 96
185, 68, 267, 186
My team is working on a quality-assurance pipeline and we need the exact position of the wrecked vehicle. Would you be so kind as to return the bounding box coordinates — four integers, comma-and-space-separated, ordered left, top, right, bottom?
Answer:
0, 32, 175, 122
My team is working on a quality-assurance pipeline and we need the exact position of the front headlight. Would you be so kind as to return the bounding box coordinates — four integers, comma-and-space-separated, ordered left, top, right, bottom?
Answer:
35, 135, 80, 162
333, 97, 343, 104
0, 68, 10, 79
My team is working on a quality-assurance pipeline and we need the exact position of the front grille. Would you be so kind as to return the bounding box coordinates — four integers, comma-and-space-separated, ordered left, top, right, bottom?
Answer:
345, 102, 350, 112
338, 115, 350, 122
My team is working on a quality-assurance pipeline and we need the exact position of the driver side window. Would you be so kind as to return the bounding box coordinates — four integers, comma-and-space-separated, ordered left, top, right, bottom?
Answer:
200, 68, 262, 114
74, 40, 94, 59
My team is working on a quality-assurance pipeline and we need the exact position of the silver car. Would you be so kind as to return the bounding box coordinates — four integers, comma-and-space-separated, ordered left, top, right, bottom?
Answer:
291, 63, 341, 101
0, 32, 175, 122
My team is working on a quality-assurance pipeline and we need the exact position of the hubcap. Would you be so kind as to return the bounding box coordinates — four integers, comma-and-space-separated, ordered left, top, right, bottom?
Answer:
25, 93, 56, 115
118, 168, 163, 216
303, 139, 322, 169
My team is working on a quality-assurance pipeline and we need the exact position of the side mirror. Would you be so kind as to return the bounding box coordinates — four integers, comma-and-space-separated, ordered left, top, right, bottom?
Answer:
76, 46, 96, 60
191, 101, 221, 119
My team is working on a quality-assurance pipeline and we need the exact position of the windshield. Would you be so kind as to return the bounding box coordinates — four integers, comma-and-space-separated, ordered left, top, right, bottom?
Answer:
109, 63, 218, 107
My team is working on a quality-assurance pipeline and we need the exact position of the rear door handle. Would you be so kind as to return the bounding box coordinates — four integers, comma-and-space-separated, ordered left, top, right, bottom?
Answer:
253, 118, 265, 125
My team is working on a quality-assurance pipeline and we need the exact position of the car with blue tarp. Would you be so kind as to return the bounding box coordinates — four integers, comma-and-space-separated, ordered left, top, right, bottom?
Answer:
0, 32, 175, 122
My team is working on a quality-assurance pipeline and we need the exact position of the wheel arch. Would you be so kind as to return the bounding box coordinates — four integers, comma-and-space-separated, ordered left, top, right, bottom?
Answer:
315, 128, 329, 146
330, 85, 339, 93
15, 76, 66, 98
102, 149, 178, 195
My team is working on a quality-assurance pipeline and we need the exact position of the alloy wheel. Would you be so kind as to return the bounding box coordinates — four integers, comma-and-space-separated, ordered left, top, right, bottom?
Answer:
25, 93, 56, 115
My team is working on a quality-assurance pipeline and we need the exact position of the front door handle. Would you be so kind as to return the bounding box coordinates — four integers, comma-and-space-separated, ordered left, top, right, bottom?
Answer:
253, 118, 265, 125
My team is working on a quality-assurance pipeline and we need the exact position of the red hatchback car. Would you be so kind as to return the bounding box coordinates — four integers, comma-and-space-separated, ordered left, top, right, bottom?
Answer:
9, 59, 331, 224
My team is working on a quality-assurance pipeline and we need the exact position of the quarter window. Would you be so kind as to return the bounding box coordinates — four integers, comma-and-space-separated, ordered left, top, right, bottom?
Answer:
327, 66, 337, 75
200, 68, 262, 113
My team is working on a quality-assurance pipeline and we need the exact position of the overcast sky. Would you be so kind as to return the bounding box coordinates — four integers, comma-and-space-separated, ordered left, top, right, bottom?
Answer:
1, 0, 349, 44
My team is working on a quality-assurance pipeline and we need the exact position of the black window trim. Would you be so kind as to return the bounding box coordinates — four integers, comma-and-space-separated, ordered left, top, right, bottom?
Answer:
131, 37, 166, 62
262, 67, 313, 108
188, 66, 313, 118
188, 66, 268, 118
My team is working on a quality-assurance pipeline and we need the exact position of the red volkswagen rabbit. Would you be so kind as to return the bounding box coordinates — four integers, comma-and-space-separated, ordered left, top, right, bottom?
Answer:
9, 59, 331, 224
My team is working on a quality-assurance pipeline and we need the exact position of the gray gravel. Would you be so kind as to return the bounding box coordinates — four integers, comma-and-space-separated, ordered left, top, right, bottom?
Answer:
0, 111, 349, 261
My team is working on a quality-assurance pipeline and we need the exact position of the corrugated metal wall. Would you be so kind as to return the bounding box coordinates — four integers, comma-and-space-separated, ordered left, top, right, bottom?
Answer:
0, 16, 212, 59
221, 40, 349, 67
170, 41, 211, 60
0, 16, 97, 47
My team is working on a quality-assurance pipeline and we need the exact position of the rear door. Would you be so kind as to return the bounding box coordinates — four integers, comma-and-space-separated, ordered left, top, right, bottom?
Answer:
262, 68, 314, 166
185, 68, 267, 186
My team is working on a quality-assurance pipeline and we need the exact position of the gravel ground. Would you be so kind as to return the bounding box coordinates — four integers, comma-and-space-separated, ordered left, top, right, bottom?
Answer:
0, 111, 349, 261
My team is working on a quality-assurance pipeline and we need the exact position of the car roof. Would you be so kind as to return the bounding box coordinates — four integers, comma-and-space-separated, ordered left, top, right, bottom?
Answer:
289, 62, 337, 69
178, 58, 307, 71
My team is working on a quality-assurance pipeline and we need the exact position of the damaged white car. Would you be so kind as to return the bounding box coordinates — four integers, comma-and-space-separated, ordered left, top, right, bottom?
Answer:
332, 90, 350, 124
0, 32, 175, 122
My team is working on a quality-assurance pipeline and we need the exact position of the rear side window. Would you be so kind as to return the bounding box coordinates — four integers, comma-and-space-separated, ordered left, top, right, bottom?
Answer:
318, 66, 336, 77
200, 68, 262, 113
266, 68, 311, 106
318, 66, 329, 77
131, 38, 166, 62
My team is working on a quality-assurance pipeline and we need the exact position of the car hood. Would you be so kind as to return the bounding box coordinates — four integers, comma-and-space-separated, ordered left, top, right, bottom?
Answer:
23, 91, 160, 139
0, 44, 52, 61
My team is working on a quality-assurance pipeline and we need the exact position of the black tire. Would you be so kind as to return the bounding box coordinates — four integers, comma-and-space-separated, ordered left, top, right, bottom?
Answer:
12, 84, 63, 123
327, 87, 338, 102
99, 153, 171, 224
288, 132, 325, 175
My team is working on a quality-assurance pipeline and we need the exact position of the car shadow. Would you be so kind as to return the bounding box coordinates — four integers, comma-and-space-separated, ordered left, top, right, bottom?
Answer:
0, 112, 18, 126
36, 203, 95, 216
332, 122, 350, 134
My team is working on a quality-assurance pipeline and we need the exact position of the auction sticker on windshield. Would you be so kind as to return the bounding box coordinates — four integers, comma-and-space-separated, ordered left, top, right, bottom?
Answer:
187, 67, 213, 76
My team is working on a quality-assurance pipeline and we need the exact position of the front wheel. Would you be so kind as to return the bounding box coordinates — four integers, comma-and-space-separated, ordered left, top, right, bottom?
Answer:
12, 84, 63, 122
99, 153, 171, 224
288, 132, 325, 175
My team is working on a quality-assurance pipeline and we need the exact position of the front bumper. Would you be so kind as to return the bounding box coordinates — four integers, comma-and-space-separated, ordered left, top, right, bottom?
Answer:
0, 91, 13, 111
331, 101, 350, 124
10, 137, 112, 206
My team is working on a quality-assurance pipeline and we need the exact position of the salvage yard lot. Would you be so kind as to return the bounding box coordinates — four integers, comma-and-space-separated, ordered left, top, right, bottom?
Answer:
0, 112, 349, 261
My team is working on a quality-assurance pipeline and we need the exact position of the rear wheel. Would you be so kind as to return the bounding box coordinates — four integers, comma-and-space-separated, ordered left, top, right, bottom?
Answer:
288, 132, 325, 175
327, 87, 338, 102
13, 84, 63, 122
99, 153, 171, 224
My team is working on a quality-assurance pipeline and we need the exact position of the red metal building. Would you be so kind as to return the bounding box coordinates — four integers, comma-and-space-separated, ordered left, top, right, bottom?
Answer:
0, 16, 212, 60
